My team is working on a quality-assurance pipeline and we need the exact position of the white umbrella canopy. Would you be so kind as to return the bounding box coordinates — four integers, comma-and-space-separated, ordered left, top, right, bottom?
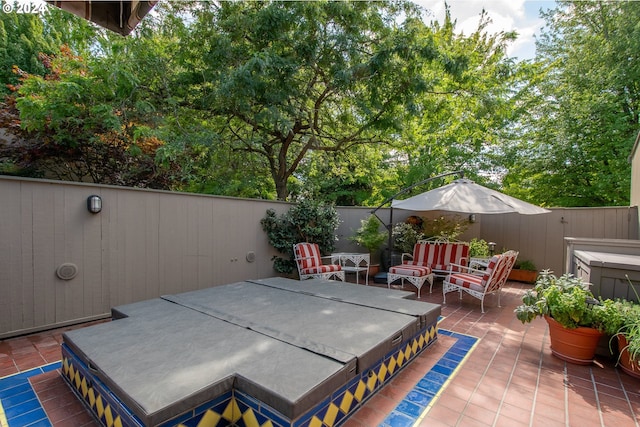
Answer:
390, 179, 551, 215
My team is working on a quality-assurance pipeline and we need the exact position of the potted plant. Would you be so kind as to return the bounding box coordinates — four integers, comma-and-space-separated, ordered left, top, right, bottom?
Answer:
601, 278, 640, 378
508, 259, 538, 284
615, 301, 640, 378
599, 298, 640, 378
349, 214, 388, 276
515, 271, 613, 365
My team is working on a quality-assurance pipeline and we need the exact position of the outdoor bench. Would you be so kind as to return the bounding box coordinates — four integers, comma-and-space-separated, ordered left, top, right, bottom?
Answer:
388, 240, 470, 296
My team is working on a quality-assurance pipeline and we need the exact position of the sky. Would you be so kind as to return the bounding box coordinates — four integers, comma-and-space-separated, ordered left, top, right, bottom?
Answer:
414, 0, 558, 60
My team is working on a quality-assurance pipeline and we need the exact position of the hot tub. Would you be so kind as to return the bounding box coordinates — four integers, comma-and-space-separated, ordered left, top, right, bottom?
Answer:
61, 278, 440, 427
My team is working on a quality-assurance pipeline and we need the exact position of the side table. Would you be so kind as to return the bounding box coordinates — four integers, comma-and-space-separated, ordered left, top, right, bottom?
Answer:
331, 252, 370, 285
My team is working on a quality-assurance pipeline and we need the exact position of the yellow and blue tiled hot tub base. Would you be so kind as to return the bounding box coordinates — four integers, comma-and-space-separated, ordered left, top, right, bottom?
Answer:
61, 322, 439, 427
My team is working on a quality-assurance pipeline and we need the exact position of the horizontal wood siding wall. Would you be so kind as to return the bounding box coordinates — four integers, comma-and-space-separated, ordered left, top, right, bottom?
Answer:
0, 177, 287, 338
1, 177, 638, 338
336, 207, 639, 278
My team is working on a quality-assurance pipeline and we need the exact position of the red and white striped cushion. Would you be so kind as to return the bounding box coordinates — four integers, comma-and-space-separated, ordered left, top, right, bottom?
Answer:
295, 243, 321, 269
389, 264, 431, 277
482, 254, 502, 282
446, 272, 486, 292
301, 264, 342, 275
408, 242, 438, 267
407, 242, 469, 271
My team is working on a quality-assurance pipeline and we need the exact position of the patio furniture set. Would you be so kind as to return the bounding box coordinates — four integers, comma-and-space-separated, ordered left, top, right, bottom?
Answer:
293, 240, 519, 312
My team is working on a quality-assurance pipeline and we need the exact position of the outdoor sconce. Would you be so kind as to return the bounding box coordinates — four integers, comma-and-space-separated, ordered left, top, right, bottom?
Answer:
468, 214, 476, 223
87, 195, 102, 214
488, 241, 496, 256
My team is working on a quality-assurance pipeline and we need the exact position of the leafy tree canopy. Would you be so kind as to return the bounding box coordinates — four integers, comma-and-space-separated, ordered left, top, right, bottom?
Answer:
499, 1, 638, 207
174, 0, 473, 200
1, 1, 636, 208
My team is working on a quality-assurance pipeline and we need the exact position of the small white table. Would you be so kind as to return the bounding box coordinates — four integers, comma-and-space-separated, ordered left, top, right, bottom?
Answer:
469, 257, 491, 270
331, 252, 370, 285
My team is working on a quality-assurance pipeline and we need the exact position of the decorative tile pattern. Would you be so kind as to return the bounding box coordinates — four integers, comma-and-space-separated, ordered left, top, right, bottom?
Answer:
0, 362, 60, 427
54, 323, 439, 427
380, 329, 478, 427
0, 324, 462, 427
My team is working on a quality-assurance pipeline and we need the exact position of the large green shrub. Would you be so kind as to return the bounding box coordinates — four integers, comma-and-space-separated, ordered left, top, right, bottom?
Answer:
260, 200, 340, 274
349, 215, 387, 255
392, 222, 424, 254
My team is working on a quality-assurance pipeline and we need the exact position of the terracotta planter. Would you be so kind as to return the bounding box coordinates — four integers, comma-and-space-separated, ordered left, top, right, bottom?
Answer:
617, 334, 640, 379
508, 269, 538, 284
368, 264, 380, 277
545, 316, 603, 365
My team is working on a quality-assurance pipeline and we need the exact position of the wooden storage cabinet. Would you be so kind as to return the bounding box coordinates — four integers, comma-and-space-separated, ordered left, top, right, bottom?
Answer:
573, 250, 640, 302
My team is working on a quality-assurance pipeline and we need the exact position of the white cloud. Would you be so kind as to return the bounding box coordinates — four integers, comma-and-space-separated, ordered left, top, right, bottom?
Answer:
412, 0, 555, 60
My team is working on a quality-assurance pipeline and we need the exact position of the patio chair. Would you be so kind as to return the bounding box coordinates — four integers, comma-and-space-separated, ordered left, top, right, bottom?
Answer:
293, 242, 345, 281
442, 250, 518, 313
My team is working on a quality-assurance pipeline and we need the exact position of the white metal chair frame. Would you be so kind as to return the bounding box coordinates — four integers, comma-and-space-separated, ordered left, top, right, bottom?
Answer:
293, 243, 345, 282
442, 250, 518, 313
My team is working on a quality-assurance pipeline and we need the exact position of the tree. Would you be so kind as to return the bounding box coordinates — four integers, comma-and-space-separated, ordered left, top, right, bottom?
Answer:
4, 38, 179, 187
1, 13, 54, 95
395, 9, 521, 195
176, 1, 470, 200
500, 1, 639, 207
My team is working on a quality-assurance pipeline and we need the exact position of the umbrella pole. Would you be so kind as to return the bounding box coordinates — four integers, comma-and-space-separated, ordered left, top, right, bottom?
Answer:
370, 170, 463, 272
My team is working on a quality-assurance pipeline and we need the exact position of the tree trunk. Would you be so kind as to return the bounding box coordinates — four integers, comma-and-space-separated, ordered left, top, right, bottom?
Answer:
275, 177, 289, 201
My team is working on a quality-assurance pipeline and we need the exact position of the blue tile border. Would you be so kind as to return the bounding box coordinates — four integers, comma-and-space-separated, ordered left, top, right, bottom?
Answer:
0, 328, 476, 427
0, 362, 60, 427
380, 328, 479, 427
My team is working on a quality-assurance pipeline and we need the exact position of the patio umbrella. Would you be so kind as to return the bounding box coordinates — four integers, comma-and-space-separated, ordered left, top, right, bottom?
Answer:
391, 178, 550, 215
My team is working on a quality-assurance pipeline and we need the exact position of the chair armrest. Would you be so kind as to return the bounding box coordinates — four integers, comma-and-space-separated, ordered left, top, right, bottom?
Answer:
448, 263, 485, 276
401, 252, 413, 262
320, 255, 337, 265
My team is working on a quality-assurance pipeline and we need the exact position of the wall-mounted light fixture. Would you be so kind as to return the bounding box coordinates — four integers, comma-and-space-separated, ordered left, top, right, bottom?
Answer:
87, 195, 102, 213
468, 214, 476, 223
488, 241, 497, 256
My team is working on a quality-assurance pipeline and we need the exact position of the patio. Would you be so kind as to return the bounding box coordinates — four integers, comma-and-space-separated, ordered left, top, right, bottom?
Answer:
1, 277, 639, 427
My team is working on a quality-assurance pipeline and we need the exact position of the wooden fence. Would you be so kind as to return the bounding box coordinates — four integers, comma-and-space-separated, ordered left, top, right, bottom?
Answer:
1, 176, 638, 338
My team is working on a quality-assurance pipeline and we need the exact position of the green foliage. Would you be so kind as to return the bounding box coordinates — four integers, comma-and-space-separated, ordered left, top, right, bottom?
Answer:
421, 215, 469, 240
177, 0, 472, 200
599, 298, 640, 363
515, 271, 609, 330
349, 215, 387, 255
608, 279, 640, 362
500, 1, 639, 207
392, 222, 424, 254
515, 260, 537, 271
620, 308, 640, 362
0, 13, 55, 95
4, 0, 634, 208
3, 24, 183, 188
391, 214, 469, 253
469, 238, 489, 258
260, 200, 340, 274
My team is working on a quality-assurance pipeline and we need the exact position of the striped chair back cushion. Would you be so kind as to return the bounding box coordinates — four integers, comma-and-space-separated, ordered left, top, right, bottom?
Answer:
294, 243, 321, 270
497, 251, 518, 285
408, 242, 469, 271
435, 243, 469, 271
482, 254, 503, 283
409, 242, 438, 267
